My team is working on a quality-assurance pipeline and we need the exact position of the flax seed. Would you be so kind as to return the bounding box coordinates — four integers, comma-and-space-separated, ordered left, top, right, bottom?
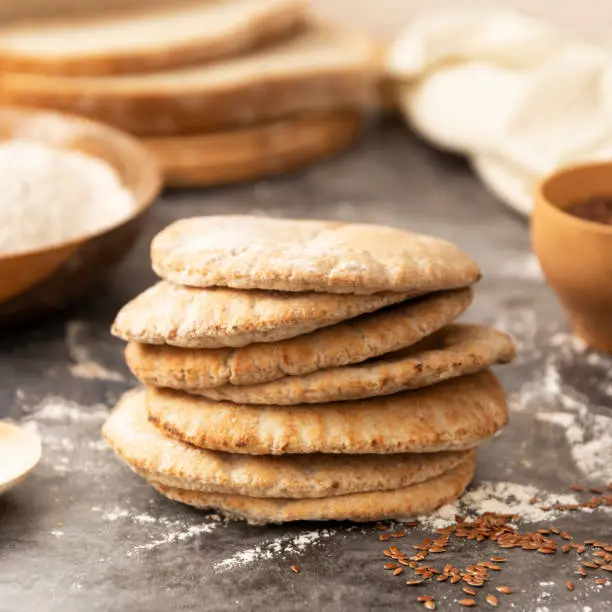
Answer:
290, 565, 300, 574
424, 601, 436, 611
450, 576, 461, 584
566, 581, 575, 591
490, 556, 506, 563
417, 596, 433, 602
406, 580, 424, 586
376, 523, 389, 530
595, 578, 609, 585
602, 565, 612, 572
429, 547, 447, 553
571, 484, 585, 491
379, 534, 391, 541
578, 567, 588, 577
496, 586, 514, 594
459, 599, 476, 607
383, 562, 398, 570
486, 594, 499, 607
390, 531, 406, 539
583, 562, 598, 569
393, 568, 404, 576
463, 587, 476, 596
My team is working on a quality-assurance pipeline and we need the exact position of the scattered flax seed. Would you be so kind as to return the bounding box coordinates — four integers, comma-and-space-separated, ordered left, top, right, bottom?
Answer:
429, 547, 446, 553
578, 567, 588, 577
496, 586, 513, 594
602, 565, 612, 572
539, 505, 552, 511
424, 601, 436, 611
582, 562, 598, 569
529, 497, 538, 505
450, 576, 462, 584
490, 556, 506, 563
376, 523, 389, 530
417, 595, 433, 602
566, 581, 575, 591
391, 531, 406, 539
379, 534, 391, 541
290, 565, 300, 574
486, 594, 499, 607
596, 578, 609, 585
562, 545, 571, 554
393, 568, 404, 576
404, 521, 419, 528
459, 599, 476, 607
462, 587, 476, 596
406, 580, 424, 586
384, 562, 398, 570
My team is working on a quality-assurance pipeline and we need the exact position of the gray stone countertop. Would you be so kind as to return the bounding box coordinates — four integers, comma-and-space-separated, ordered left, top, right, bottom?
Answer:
0, 121, 610, 612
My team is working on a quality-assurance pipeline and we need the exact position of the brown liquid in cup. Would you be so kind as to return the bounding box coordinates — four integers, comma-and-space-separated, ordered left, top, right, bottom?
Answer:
566, 197, 612, 225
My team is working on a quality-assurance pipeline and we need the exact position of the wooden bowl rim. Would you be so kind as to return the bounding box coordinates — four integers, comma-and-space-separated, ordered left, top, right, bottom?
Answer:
0, 105, 162, 261
535, 160, 612, 236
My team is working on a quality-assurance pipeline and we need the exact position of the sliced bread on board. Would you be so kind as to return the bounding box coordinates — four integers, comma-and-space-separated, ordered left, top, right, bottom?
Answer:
0, 0, 308, 76
0, 21, 378, 135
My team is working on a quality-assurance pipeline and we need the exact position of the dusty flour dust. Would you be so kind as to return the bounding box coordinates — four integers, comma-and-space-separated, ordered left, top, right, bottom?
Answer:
65, 320, 125, 382
511, 331, 612, 483
214, 529, 337, 571
0, 140, 135, 255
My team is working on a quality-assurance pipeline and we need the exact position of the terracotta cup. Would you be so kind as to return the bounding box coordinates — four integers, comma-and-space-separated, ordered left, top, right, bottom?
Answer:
532, 161, 612, 352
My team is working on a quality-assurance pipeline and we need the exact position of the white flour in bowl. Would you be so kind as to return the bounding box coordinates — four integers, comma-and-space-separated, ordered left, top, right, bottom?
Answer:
0, 140, 135, 255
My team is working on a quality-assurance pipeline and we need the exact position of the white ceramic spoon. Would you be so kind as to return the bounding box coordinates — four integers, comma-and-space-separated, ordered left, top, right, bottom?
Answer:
0, 421, 41, 495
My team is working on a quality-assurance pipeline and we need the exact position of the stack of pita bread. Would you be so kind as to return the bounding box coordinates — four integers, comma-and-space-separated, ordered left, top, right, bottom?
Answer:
0, 0, 378, 186
104, 215, 516, 524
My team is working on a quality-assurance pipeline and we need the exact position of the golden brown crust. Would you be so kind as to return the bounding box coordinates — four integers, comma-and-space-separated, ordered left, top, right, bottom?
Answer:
0, 22, 378, 136
146, 370, 508, 455
125, 288, 473, 389
112, 281, 410, 348
145, 111, 363, 188
151, 216, 481, 294
195, 324, 516, 404
0, 1, 308, 76
149, 455, 477, 524
102, 388, 472, 498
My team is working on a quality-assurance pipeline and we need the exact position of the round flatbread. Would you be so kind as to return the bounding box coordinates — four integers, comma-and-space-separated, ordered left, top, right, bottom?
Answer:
103, 388, 472, 499
147, 370, 508, 455
112, 281, 410, 349
151, 215, 481, 294
195, 324, 515, 404
125, 288, 473, 389
149, 456, 476, 524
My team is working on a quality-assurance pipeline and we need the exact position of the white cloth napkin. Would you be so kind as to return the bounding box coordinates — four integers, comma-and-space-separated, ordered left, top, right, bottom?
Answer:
388, 8, 612, 216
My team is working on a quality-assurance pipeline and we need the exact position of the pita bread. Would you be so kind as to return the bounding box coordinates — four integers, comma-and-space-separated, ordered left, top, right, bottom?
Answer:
112, 281, 410, 349
194, 324, 515, 404
145, 111, 363, 188
125, 288, 473, 389
103, 388, 472, 498
149, 456, 476, 524
147, 370, 508, 455
151, 216, 481, 294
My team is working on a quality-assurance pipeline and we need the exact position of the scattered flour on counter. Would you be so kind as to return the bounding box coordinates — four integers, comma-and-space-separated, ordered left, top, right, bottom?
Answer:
30, 396, 108, 422
96, 506, 224, 555
510, 332, 612, 482
215, 529, 336, 571
416, 481, 587, 530
498, 252, 545, 281
66, 320, 125, 382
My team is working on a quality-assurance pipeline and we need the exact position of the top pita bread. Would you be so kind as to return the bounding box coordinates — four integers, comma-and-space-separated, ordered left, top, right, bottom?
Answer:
151, 216, 481, 294
103, 387, 471, 499
190, 324, 516, 404
112, 281, 409, 348
147, 370, 508, 455
125, 287, 473, 388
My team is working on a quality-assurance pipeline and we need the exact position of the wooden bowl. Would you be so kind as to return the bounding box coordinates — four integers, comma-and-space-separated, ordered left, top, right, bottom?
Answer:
0, 421, 41, 496
532, 161, 612, 352
0, 106, 161, 323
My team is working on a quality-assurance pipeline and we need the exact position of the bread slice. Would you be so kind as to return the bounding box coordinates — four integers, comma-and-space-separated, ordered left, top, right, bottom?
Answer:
0, 0, 308, 76
0, 21, 378, 136
144, 111, 364, 187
